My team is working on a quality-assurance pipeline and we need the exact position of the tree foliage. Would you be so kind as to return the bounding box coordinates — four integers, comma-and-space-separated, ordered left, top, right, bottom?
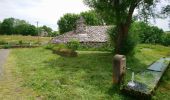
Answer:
161, 5, 170, 28
0, 18, 52, 36
58, 13, 79, 34
14, 23, 37, 36
162, 33, 170, 46
80, 10, 103, 25
49, 31, 59, 37
131, 21, 164, 44
0, 18, 15, 35
40, 25, 53, 34
57, 11, 103, 34
84, 0, 167, 55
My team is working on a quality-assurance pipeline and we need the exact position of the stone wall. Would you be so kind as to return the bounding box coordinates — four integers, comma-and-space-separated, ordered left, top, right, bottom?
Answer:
75, 16, 86, 34
80, 42, 108, 48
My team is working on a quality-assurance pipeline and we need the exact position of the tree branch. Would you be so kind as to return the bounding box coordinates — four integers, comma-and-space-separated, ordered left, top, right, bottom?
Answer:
126, 0, 141, 26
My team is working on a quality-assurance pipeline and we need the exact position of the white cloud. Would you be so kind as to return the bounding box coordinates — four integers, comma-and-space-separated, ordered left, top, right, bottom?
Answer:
0, 0, 90, 30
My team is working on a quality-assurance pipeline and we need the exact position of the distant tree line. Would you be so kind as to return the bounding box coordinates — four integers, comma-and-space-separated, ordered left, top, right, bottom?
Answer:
0, 18, 37, 36
0, 18, 57, 36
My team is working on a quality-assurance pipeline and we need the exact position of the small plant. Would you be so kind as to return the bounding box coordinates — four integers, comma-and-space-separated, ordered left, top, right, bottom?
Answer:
44, 44, 55, 50
3, 44, 11, 49
66, 40, 80, 50
18, 40, 23, 45
52, 43, 67, 51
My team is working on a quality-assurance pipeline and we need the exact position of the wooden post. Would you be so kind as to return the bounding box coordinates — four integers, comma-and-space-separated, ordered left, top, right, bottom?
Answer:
113, 54, 126, 85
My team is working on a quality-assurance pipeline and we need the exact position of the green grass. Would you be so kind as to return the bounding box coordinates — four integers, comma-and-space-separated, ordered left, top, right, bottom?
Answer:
1, 44, 170, 100
0, 35, 51, 44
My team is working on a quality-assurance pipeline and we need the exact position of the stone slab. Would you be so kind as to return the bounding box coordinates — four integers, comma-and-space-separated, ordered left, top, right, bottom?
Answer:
122, 57, 170, 98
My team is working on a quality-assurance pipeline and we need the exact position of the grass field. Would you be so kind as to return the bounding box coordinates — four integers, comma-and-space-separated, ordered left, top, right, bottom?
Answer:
0, 44, 170, 100
0, 35, 51, 44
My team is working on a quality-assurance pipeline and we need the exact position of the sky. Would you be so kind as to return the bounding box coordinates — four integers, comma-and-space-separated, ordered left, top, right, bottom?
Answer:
0, 0, 169, 31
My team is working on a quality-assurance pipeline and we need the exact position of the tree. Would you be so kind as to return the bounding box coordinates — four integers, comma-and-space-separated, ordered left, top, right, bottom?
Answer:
58, 13, 79, 34
48, 31, 59, 37
40, 25, 53, 34
84, 0, 166, 54
13, 19, 27, 27
14, 24, 28, 35
161, 5, 170, 28
27, 25, 37, 36
13, 19, 29, 35
131, 21, 164, 44
0, 18, 15, 35
11, 18, 37, 36
80, 10, 103, 25
162, 33, 170, 46
14, 24, 37, 36
57, 11, 104, 34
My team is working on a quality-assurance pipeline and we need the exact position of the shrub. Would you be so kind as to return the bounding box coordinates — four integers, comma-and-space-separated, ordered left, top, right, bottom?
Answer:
44, 44, 55, 50
120, 32, 139, 55
18, 40, 23, 45
66, 40, 80, 50
107, 26, 117, 46
52, 43, 67, 51
3, 44, 11, 49
107, 26, 139, 55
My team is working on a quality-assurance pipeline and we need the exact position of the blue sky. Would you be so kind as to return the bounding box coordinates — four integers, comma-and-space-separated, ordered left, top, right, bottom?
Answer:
0, 0, 169, 31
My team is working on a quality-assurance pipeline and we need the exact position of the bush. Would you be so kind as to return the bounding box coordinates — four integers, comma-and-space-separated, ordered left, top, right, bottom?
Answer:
18, 40, 23, 45
44, 44, 55, 50
107, 26, 139, 55
66, 40, 80, 50
120, 32, 139, 55
3, 44, 11, 49
52, 44, 67, 51
48, 31, 59, 37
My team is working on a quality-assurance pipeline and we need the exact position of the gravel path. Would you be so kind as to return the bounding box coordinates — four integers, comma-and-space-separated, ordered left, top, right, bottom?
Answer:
0, 49, 10, 77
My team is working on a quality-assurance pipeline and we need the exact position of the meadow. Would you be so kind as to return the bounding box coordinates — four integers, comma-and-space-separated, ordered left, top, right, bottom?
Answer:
0, 35, 51, 44
0, 44, 169, 100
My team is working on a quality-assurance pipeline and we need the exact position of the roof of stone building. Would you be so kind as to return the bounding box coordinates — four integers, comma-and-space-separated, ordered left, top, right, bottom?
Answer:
51, 26, 111, 43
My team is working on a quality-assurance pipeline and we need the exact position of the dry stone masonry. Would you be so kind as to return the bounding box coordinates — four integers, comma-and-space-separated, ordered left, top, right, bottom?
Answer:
51, 17, 111, 47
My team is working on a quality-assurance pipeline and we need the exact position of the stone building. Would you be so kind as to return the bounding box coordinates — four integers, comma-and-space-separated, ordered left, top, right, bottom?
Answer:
40, 29, 48, 37
51, 17, 111, 46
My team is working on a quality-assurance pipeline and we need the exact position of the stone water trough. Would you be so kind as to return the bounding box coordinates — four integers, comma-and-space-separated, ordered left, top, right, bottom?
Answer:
122, 57, 170, 99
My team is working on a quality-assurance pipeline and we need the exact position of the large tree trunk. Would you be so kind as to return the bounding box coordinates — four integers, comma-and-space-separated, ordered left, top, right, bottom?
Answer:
114, 2, 138, 54
114, 23, 129, 54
